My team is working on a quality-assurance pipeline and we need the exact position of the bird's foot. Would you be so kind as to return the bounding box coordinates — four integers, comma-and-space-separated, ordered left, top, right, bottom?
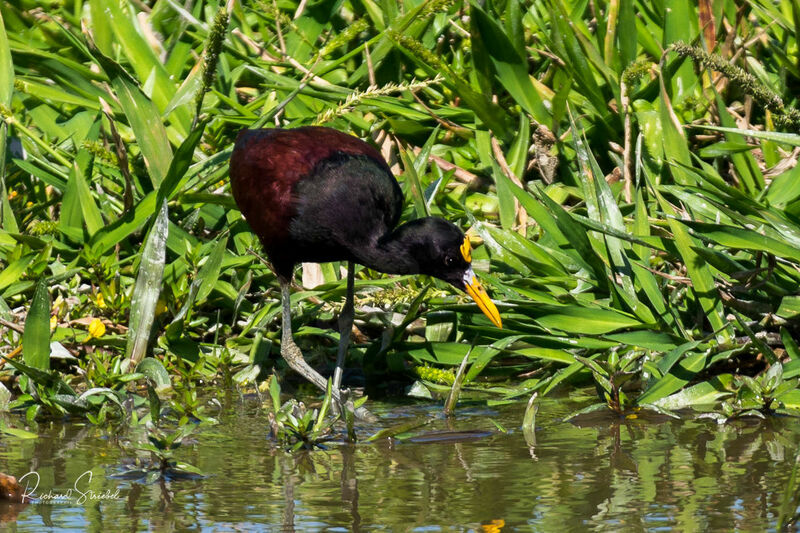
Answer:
280, 338, 377, 423
332, 387, 378, 423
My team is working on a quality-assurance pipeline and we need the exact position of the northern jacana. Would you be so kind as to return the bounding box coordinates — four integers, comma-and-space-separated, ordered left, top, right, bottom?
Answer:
230, 127, 502, 416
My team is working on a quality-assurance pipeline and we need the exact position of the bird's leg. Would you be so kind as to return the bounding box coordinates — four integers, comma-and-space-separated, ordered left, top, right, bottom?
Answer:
333, 262, 355, 393
279, 279, 378, 422
280, 279, 328, 392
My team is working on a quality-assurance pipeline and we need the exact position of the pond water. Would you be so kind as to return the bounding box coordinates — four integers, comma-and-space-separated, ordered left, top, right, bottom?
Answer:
0, 393, 798, 531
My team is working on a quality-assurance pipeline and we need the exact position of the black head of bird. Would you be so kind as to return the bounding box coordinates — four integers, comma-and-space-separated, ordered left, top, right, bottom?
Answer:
377, 216, 500, 325
229, 126, 501, 415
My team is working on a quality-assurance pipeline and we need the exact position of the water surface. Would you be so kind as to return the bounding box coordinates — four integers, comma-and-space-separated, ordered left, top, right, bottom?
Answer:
0, 394, 797, 531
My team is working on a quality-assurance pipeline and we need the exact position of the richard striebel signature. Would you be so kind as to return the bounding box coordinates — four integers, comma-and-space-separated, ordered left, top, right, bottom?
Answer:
17, 470, 122, 505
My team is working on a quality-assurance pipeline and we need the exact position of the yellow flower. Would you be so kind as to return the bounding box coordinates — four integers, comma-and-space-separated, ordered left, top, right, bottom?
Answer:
7, 190, 17, 200
25, 201, 33, 208
83, 318, 106, 342
88, 318, 106, 338
95, 292, 106, 309
49, 315, 57, 331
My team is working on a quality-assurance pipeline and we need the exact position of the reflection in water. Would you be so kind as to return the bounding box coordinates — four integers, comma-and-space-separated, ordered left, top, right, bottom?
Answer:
340, 445, 361, 532
0, 397, 797, 530
282, 456, 295, 532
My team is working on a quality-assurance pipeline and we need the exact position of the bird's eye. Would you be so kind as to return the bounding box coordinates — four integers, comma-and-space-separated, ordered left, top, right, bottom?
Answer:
444, 255, 455, 266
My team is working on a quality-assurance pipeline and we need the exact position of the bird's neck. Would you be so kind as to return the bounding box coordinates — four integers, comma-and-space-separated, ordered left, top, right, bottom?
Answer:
353, 224, 422, 275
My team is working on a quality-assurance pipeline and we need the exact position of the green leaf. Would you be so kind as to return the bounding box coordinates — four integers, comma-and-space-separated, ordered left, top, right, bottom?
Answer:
465, 335, 525, 382
637, 352, 709, 406
525, 303, 642, 335
658, 82, 694, 184
68, 150, 105, 236
522, 391, 538, 444
195, 234, 229, 303
513, 347, 577, 365
163, 59, 203, 116
570, 111, 655, 324
397, 143, 428, 218
656, 340, 704, 376
136, 358, 171, 390
0, 254, 35, 294
3, 357, 75, 395
407, 342, 472, 366
564, 402, 610, 421
697, 141, 755, 158
649, 171, 728, 339
782, 328, 800, 361
618, 0, 637, 68
101, 0, 184, 123
681, 220, 800, 263
574, 354, 610, 378
113, 77, 172, 187
126, 200, 169, 364
778, 297, 800, 321
470, 2, 549, 123
79, 387, 124, 407
0, 422, 37, 440
23, 279, 51, 371
147, 382, 161, 423
650, 374, 733, 410
91, 192, 156, 256
156, 122, 207, 206
694, 125, 800, 147
0, 8, 12, 106
545, 1, 607, 115
0, 7, 14, 233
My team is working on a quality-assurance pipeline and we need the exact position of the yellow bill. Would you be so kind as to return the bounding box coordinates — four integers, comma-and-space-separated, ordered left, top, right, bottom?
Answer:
463, 269, 502, 328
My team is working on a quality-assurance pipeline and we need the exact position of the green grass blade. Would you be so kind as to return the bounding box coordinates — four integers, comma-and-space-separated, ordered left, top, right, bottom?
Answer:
396, 142, 428, 218
195, 235, 229, 303
91, 192, 156, 256
71, 150, 104, 236
646, 168, 729, 340
113, 78, 173, 187
570, 111, 654, 323
680, 220, 800, 263
0, 254, 35, 294
156, 122, 206, 205
101, 0, 187, 131
0, 9, 11, 106
636, 351, 708, 405
695, 125, 800, 147
126, 200, 169, 364
525, 303, 642, 335
0, 7, 14, 233
648, 374, 733, 410
470, 2, 549, 123
23, 279, 51, 371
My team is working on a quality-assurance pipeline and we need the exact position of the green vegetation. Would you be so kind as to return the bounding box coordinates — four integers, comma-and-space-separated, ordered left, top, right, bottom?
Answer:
1, 0, 800, 440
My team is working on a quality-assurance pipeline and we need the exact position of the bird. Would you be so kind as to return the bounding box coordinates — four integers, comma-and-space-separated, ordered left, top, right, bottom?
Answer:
229, 126, 502, 416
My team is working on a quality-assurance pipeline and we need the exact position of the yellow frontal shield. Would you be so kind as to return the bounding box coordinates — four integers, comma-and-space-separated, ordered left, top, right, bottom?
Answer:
460, 236, 472, 263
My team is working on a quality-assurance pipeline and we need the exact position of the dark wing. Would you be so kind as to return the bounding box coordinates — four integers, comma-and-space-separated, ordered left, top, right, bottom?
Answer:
289, 154, 403, 263
229, 127, 399, 273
